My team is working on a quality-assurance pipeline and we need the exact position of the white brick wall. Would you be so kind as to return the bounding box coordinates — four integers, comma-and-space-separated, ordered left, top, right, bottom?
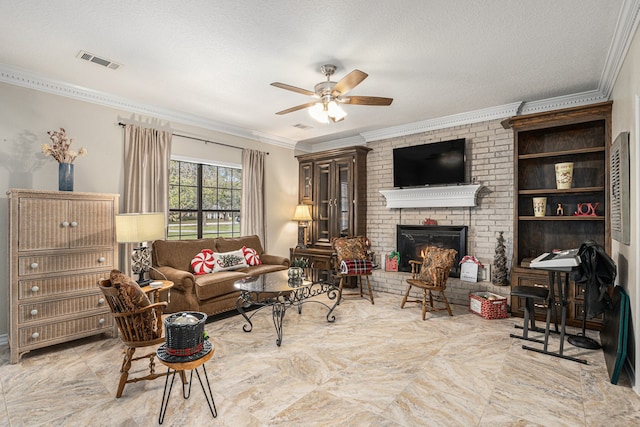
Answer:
366, 119, 514, 306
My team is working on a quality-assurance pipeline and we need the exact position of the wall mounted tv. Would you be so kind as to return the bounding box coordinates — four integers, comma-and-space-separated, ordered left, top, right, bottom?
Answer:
393, 138, 466, 187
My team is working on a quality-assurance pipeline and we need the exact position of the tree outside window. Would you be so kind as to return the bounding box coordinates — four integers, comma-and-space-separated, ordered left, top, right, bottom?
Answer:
168, 160, 241, 240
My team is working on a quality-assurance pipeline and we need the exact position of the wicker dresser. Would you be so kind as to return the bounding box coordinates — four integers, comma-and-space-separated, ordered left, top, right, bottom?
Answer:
7, 189, 119, 363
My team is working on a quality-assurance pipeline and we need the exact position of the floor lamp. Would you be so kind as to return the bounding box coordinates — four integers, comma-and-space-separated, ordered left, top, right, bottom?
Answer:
292, 204, 312, 249
115, 212, 166, 285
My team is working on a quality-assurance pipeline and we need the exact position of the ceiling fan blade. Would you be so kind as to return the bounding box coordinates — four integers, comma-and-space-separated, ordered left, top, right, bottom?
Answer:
270, 82, 316, 97
342, 96, 393, 106
275, 102, 318, 115
331, 69, 368, 96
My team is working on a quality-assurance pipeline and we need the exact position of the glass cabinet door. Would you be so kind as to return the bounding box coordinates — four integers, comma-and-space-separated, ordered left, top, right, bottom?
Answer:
314, 161, 331, 245
334, 157, 353, 238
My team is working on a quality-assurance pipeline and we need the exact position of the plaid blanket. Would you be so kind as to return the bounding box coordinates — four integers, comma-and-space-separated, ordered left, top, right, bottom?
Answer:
340, 259, 373, 275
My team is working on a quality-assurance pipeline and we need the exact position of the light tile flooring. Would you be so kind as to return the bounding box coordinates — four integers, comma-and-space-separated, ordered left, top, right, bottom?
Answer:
1, 292, 639, 426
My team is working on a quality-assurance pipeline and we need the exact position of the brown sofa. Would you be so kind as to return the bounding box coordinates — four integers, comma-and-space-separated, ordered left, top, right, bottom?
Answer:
150, 235, 289, 316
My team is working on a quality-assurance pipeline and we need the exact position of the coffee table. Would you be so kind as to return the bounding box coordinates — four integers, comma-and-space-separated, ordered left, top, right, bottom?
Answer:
234, 269, 338, 346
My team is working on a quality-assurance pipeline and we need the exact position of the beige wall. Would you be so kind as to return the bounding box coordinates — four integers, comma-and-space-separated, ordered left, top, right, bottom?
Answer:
610, 25, 640, 392
0, 82, 299, 336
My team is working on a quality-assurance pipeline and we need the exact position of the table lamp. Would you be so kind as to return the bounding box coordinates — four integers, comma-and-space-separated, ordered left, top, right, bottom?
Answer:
292, 204, 312, 248
116, 212, 166, 285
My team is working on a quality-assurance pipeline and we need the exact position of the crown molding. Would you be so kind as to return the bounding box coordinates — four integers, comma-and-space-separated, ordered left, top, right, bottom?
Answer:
308, 135, 366, 153
360, 102, 523, 142
518, 89, 609, 115
600, 0, 640, 98
0, 63, 296, 149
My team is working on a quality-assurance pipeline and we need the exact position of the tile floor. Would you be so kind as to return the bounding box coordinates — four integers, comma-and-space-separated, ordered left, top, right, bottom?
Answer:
1, 292, 639, 426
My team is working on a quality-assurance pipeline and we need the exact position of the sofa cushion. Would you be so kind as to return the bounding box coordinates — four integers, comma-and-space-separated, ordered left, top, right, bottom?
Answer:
153, 238, 218, 272
191, 249, 214, 275
212, 249, 248, 272
242, 246, 262, 266
194, 271, 248, 300
216, 235, 264, 255
243, 264, 288, 276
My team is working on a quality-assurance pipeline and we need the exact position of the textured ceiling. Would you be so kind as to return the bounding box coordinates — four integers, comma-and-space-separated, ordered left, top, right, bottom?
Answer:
0, 0, 628, 148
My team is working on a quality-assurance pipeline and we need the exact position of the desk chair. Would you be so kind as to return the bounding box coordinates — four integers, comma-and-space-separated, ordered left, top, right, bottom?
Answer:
509, 285, 549, 344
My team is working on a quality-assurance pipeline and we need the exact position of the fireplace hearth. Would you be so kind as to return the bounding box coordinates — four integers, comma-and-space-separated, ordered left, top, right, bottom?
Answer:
396, 225, 467, 277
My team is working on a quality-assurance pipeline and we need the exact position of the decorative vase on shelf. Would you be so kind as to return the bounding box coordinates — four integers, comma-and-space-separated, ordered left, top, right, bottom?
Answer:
58, 163, 74, 191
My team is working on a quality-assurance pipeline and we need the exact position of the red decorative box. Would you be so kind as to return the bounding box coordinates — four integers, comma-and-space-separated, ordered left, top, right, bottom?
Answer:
469, 292, 508, 319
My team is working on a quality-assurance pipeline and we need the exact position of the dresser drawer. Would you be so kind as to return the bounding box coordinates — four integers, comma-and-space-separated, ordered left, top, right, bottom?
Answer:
18, 313, 114, 348
18, 251, 113, 276
18, 292, 108, 324
18, 271, 111, 300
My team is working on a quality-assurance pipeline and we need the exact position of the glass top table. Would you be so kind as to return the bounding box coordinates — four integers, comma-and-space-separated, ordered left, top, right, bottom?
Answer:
234, 269, 338, 346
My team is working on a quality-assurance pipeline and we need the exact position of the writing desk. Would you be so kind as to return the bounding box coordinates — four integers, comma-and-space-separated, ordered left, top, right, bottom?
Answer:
524, 265, 588, 364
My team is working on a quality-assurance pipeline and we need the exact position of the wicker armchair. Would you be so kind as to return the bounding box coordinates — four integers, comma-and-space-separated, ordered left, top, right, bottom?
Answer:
98, 279, 168, 398
401, 246, 457, 320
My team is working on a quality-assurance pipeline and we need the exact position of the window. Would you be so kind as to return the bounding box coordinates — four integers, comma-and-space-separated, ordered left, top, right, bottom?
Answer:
168, 159, 241, 240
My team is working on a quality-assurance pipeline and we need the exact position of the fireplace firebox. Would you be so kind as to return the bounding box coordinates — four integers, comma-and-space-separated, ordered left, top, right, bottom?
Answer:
396, 225, 467, 277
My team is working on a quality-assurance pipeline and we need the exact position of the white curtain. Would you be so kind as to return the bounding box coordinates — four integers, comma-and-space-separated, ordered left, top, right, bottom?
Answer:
122, 124, 172, 273
241, 149, 265, 244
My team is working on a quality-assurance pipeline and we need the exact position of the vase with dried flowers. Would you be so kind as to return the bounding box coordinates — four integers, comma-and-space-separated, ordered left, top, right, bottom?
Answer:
41, 128, 87, 191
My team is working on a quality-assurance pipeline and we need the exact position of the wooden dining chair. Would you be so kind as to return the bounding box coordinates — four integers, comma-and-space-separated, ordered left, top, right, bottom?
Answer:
401, 246, 457, 319
98, 275, 169, 398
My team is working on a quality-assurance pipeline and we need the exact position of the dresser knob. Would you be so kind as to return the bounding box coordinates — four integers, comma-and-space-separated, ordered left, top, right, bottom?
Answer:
98, 298, 105, 304
31, 332, 40, 339
30, 262, 38, 269
98, 318, 106, 325
62, 221, 69, 227
30, 309, 38, 316
98, 257, 106, 263
71, 221, 78, 227
31, 285, 40, 292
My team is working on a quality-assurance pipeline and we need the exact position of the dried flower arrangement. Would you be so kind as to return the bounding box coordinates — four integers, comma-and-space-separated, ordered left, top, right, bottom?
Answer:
41, 128, 87, 164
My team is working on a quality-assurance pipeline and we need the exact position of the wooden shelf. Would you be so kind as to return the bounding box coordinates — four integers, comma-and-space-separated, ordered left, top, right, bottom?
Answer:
519, 146, 605, 160
519, 186, 605, 195
519, 215, 605, 221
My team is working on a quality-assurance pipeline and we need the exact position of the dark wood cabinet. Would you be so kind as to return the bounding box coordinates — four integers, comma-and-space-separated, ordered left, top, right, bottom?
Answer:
292, 146, 370, 271
503, 102, 611, 329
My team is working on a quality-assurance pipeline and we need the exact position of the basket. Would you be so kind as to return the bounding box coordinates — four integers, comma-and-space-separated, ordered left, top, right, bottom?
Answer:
469, 292, 508, 320
163, 311, 207, 357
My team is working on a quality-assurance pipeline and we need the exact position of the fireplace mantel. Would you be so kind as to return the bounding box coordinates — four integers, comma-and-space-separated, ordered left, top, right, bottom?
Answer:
379, 184, 483, 208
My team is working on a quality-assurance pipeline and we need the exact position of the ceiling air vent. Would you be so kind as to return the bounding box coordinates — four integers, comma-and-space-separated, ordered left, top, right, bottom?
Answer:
293, 123, 312, 130
76, 50, 121, 70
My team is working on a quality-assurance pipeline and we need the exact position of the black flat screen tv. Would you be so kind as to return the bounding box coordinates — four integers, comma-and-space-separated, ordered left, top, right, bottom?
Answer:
393, 138, 466, 187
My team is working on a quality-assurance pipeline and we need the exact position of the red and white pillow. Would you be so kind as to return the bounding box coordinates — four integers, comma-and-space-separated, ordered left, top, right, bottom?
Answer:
242, 246, 262, 266
191, 249, 214, 275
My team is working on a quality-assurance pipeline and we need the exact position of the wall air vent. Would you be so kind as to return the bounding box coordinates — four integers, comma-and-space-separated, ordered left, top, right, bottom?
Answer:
76, 50, 121, 70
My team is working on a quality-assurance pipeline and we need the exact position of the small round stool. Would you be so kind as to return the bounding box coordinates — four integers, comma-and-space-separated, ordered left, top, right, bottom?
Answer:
510, 285, 549, 344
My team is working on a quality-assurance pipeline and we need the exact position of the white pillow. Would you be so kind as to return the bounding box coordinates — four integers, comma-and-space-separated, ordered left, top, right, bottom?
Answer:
212, 249, 248, 272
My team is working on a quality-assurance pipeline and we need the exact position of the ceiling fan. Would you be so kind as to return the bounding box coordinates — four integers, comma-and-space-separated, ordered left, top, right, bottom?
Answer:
271, 64, 393, 123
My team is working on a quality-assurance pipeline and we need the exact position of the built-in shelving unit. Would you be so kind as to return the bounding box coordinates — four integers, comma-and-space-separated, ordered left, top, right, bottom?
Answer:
502, 101, 612, 330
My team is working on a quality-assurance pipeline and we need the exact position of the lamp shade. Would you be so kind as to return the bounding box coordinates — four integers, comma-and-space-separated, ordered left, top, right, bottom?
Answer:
116, 212, 166, 243
291, 204, 312, 222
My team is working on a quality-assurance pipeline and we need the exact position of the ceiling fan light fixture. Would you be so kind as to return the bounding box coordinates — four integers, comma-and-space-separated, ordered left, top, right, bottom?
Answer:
309, 102, 329, 123
327, 101, 347, 121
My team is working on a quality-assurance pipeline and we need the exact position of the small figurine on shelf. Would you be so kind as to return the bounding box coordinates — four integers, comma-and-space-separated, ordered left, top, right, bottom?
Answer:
556, 203, 564, 216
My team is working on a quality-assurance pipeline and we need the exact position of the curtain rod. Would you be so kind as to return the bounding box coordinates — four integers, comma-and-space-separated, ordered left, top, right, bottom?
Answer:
117, 122, 269, 155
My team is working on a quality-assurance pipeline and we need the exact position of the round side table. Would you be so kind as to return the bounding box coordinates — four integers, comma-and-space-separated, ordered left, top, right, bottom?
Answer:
156, 341, 216, 424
